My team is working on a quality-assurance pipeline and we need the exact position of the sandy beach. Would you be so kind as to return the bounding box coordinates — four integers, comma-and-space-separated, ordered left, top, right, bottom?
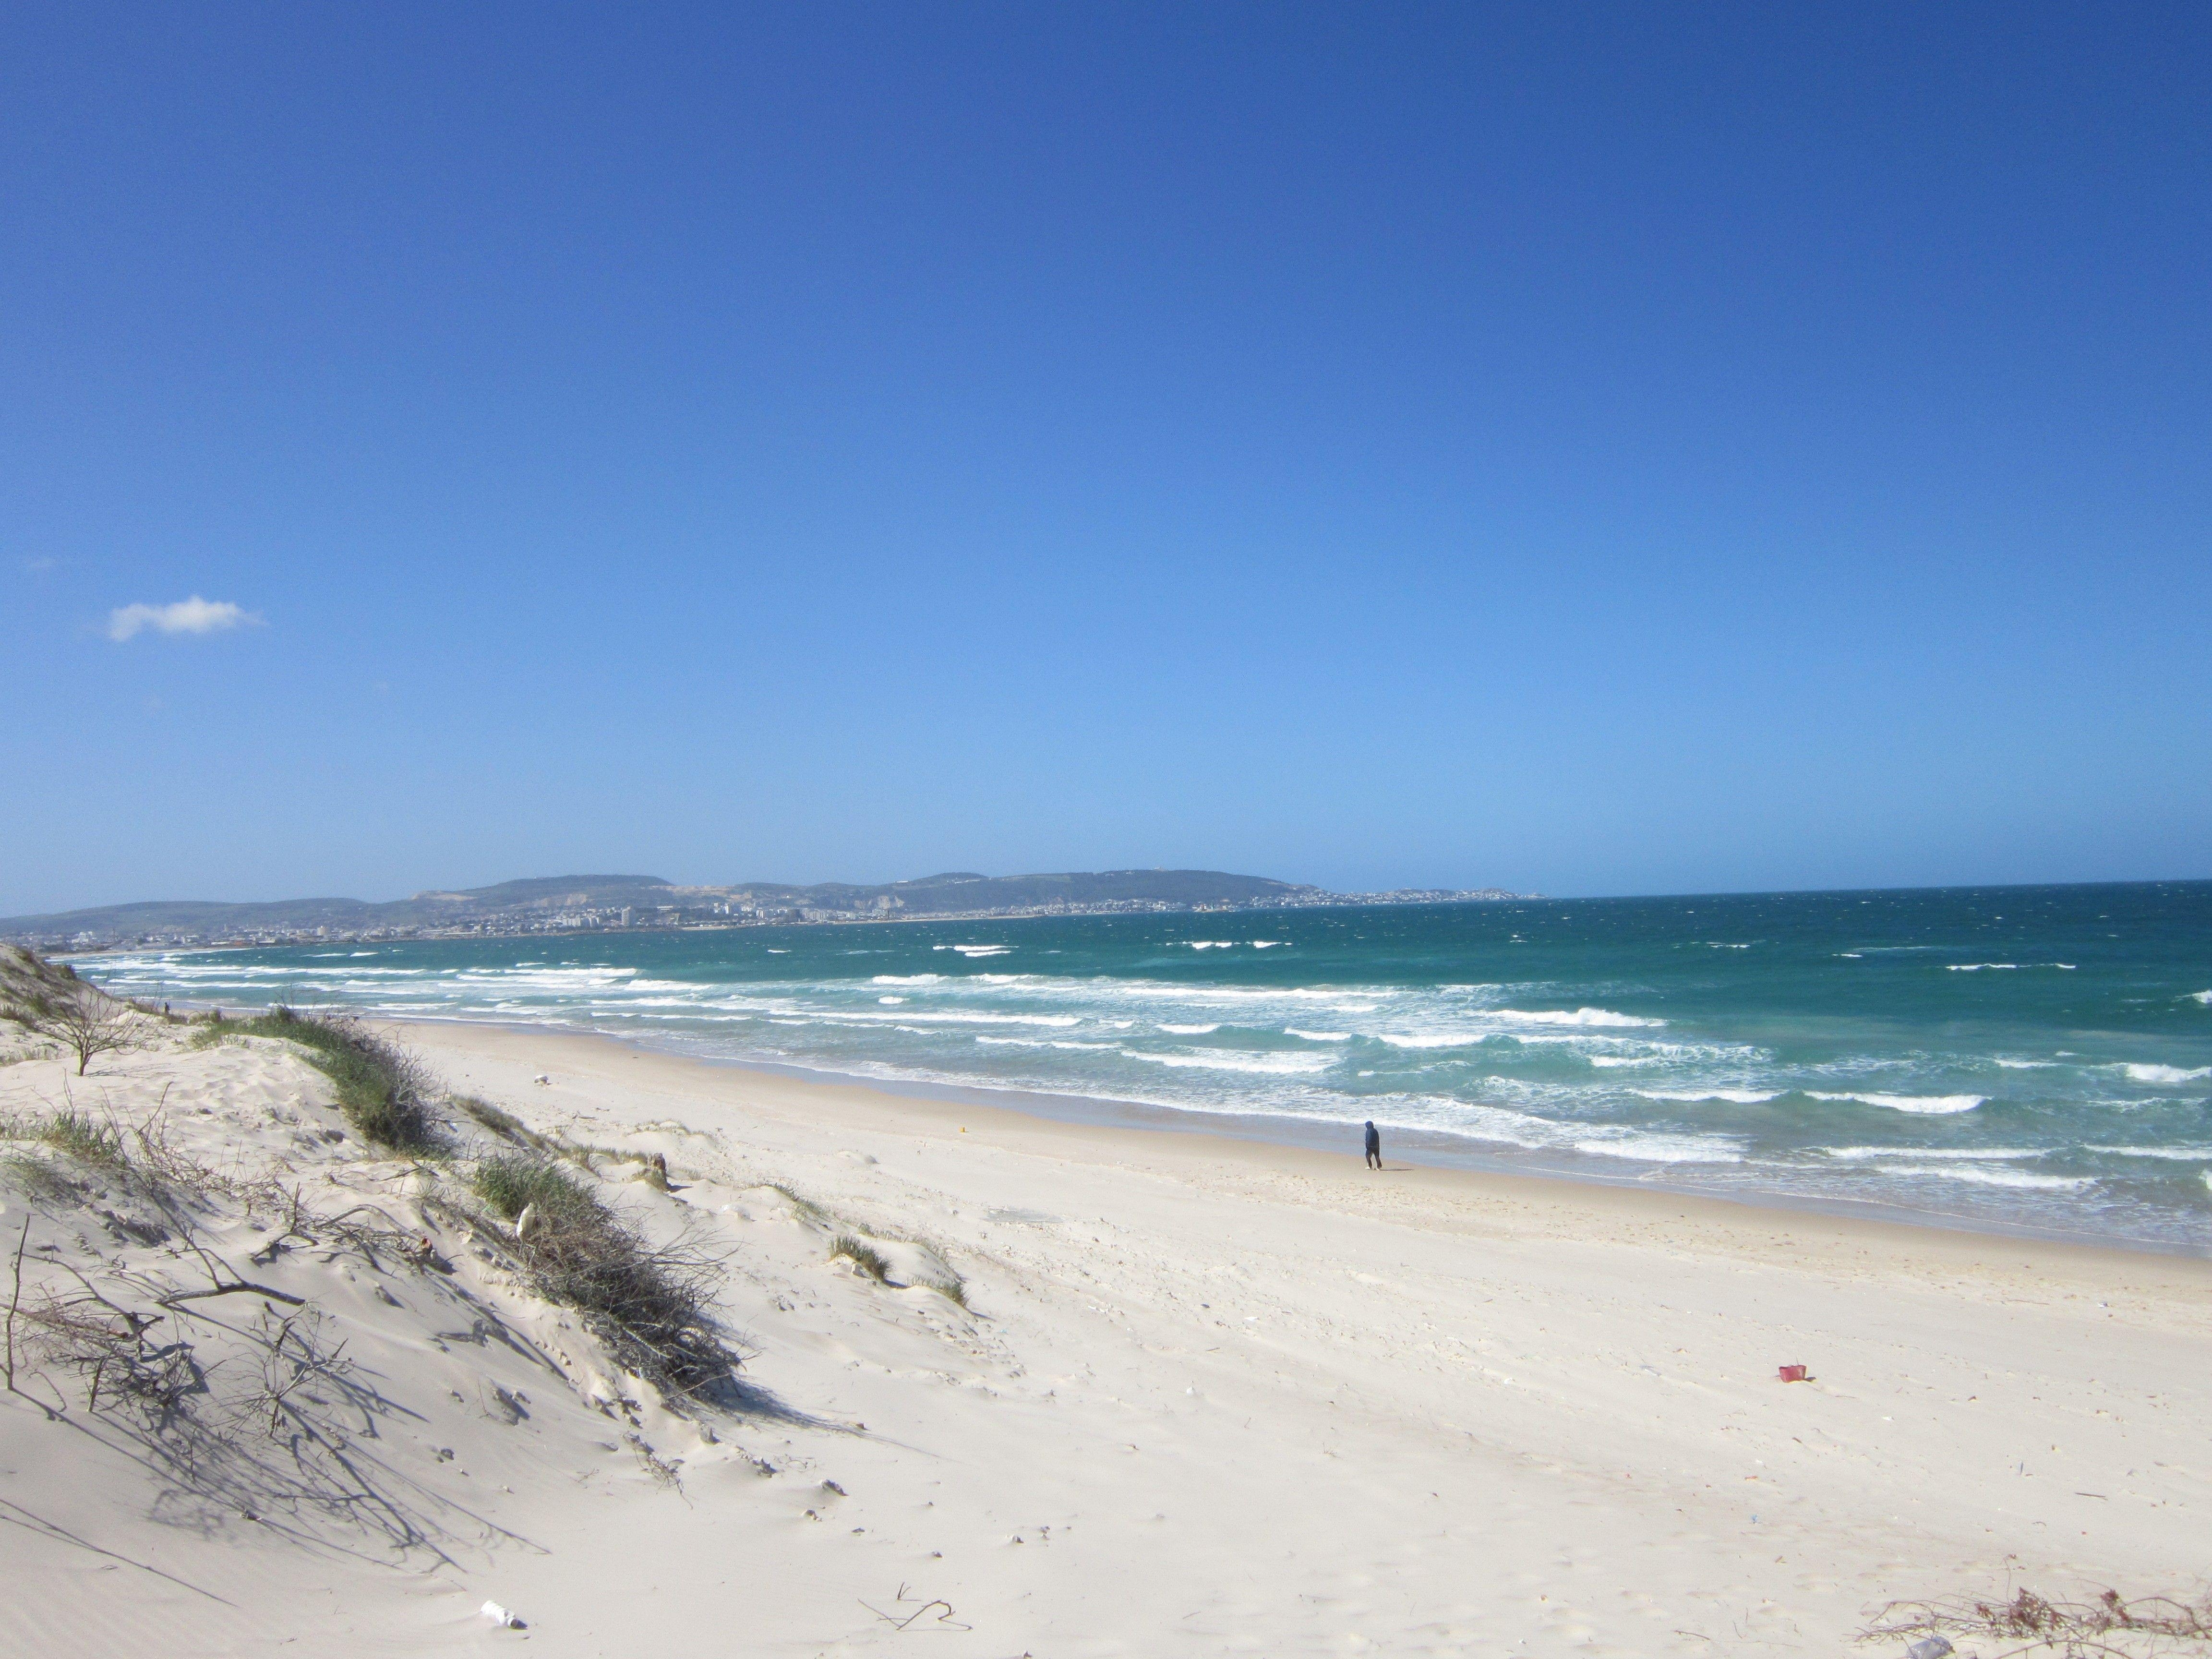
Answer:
4, 1012, 2208, 1657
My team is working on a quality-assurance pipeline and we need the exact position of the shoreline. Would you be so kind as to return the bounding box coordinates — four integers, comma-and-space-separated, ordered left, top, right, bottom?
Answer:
10, 1004, 2211, 1654
390, 1016, 2212, 1284
64, 955, 2212, 1265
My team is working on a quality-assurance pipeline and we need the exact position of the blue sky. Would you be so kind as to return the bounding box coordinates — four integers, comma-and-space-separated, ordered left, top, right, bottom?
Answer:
4, 4, 2207, 914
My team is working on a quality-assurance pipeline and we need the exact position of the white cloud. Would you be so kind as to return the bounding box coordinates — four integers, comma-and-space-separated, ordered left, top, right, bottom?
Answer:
107, 595, 261, 642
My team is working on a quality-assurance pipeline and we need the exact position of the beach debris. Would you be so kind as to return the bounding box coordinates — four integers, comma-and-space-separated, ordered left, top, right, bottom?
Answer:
1905, 1637, 1954, 1659
533, 1074, 550, 1085
822, 1479, 846, 1496
480, 1599, 524, 1628
1778, 1364, 1809, 1382
514, 1202, 544, 1242
625, 1431, 684, 1489
861, 1585, 972, 1633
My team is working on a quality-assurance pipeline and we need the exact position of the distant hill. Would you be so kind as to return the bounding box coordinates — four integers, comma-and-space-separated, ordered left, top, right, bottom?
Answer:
0, 868, 1410, 946
733, 869, 1310, 914
0, 876, 684, 941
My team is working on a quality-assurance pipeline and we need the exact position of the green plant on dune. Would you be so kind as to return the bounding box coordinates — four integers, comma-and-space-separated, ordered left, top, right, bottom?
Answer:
764, 1183, 833, 1227
32, 1107, 130, 1170
196, 1008, 441, 1153
830, 1229, 967, 1306
830, 1233, 891, 1282
472, 1153, 601, 1230
453, 1094, 542, 1148
468, 1154, 735, 1403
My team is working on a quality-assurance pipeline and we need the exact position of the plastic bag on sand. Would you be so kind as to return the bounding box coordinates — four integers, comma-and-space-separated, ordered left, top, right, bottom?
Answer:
481, 1600, 523, 1628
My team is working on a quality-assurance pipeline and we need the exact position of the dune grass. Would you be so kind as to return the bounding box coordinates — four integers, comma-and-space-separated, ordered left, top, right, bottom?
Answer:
469, 1154, 734, 1402
473, 1154, 601, 1229
195, 1009, 441, 1153
830, 1233, 891, 1282
32, 1108, 128, 1170
830, 1229, 967, 1306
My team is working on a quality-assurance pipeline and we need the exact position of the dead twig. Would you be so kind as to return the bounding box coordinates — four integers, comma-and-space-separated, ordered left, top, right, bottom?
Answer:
860, 1583, 973, 1633
1863, 1587, 2212, 1659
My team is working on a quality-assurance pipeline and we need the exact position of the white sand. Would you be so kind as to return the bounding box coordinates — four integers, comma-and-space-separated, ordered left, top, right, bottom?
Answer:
3, 1015, 2207, 1657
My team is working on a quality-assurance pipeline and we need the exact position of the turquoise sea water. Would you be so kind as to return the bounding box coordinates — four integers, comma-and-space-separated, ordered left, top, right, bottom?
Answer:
77, 881, 2212, 1251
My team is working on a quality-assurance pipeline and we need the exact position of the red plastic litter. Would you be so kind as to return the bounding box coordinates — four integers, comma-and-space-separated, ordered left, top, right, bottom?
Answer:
1778, 1364, 1808, 1383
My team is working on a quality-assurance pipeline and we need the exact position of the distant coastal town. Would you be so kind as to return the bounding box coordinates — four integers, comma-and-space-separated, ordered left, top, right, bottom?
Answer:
0, 868, 1536, 953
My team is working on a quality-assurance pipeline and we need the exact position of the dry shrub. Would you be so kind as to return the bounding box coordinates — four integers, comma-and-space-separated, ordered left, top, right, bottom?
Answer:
0, 967, 142, 1075
1864, 1587, 2212, 1659
469, 1154, 737, 1405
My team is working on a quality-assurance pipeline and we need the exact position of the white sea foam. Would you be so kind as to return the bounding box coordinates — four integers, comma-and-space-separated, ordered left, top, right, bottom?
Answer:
860, 1009, 1082, 1029
1120, 982, 1395, 1005
1485, 1007, 1665, 1028
1635, 1088, 1783, 1105
1804, 1091, 1986, 1114
1820, 1146, 2046, 1162
1587, 1055, 1659, 1068
1157, 1023, 1221, 1035
872, 974, 943, 985
1573, 1133, 1744, 1165
1184, 941, 1235, 950
1123, 1050, 1334, 1076
2083, 1144, 2212, 1161
1948, 963, 2019, 971
1250, 941, 1283, 949
1285, 1029, 1350, 1042
1377, 1033, 1487, 1049
1357, 1092, 1750, 1166
2193, 990, 2212, 1005
1995, 1058, 2058, 1069
1876, 1164, 2092, 1191
974, 1036, 1117, 1052
2122, 1063, 2212, 1084
878, 996, 904, 1005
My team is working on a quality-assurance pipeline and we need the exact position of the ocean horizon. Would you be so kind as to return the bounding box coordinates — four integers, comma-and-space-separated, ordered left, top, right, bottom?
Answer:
76, 878, 2212, 1254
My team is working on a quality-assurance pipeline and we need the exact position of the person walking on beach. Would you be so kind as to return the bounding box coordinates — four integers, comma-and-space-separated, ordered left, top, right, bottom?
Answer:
1364, 1120, 1382, 1170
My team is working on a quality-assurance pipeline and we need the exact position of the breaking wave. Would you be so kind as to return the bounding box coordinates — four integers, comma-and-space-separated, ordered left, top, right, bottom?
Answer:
1803, 1091, 1986, 1114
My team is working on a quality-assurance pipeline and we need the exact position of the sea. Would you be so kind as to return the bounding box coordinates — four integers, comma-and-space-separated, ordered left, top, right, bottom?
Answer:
72, 881, 2212, 1254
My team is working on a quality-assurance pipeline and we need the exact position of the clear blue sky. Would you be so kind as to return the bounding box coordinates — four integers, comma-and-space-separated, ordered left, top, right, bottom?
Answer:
5, 3, 2207, 914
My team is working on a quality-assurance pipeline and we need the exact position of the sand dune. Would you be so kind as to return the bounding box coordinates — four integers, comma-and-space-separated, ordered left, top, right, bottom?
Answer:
2, 1013, 2207, 1656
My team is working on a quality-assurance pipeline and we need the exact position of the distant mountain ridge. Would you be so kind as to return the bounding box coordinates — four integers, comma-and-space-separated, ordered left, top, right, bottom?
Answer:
0, 868, 1526, 948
